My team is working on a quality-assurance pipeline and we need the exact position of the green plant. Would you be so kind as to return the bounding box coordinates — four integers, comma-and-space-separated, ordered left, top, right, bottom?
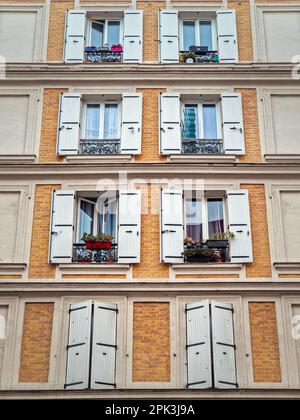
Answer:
81, 232, 113, 242
179, 52, 196, 63
184, 247, 215, 258
209, 230, 235, 241
184, 236, 196, 245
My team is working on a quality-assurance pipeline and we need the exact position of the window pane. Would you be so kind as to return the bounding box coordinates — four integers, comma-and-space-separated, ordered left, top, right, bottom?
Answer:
91, 22, 104, 47
200, 21, 212, 50
183, 105, 198, 139
79, 201, 94, 241
185, 198, 203, 242
85, 104, 100, 139
107, 21, 120, 47
183, 21, 195, 51
104, 104, 118, 139
207, 198, 224, 238
98, 199, 117, 240
203, 104, 217, 139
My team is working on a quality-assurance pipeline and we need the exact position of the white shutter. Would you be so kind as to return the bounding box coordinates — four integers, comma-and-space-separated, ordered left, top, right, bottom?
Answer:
211, 301, 237, 389
186, 300, 212, 389
123, 10, 143, 63
91, 302, 118, 389
65, 301, 92, 390
50, 190, 75, 264
160, 10, 179, 63
221, 93, 245, 155
160, 94, 181, 154
118, 190, 141, 263
57, 93, 81, 155
121, 93, 142, 155
227, 189, 253, 263
217, 10, 238, 63
64, 10, 86, 63
161, 189, 184, 263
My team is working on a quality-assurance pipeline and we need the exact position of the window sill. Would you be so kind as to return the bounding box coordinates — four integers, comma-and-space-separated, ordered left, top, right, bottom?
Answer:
59, 263, 130, 277
264, 154, 300, 163
65, 154, 132, 164
171, 262, 243, 278
0, 263, 27, 276
169, 154, 236, 163
273, 262, 300, 275
0, 155, 36, 163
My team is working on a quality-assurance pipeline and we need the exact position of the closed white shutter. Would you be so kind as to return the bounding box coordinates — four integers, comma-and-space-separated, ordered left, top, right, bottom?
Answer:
121, 93, 142, 155
65, 301, 92, 390
217, 10, 238, 63
160, 94, 181, 154
221, 93, 245, 155
64, 10, 86, 63
227, 189, 253, 263
50, 190, 75, 264
160, 10, 179, 63
161, 189, 184, 263
123, 10, 143, 63
186, 300, 212, 389
118, 190, 141, 263
57, 93, 81, 155
91, 302, 118, 389
211, 300, 237, 389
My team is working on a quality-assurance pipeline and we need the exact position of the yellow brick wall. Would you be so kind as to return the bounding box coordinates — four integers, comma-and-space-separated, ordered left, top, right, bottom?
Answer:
241, 184, 272, 278
249, 302, 282, 383
229, 1, 253, 62
132, 302, 170, 382
19, 303, 54, 383
29, 185, 61, 279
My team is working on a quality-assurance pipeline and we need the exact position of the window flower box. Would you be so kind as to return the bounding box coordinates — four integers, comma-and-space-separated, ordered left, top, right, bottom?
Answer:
85, 240, 112, 250
206, 239, 228, 249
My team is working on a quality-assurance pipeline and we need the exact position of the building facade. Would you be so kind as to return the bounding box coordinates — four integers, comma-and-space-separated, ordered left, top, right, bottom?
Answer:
0, 0, 300, 399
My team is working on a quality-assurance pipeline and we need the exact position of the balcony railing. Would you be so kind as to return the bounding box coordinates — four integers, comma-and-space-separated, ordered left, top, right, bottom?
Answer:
182, 138, 223, 155
73, 243, 118, 263
183, 241, 230, 264
85, 47, 123, 63
80, 139, 121, 155
179, 49, 219, 64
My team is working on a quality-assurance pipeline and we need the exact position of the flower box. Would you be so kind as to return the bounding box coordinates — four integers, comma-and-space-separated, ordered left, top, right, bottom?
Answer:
206, 239, 229, 249
186, 255, 211, 263
85, 240, 112, 250
111, 44, 123, 53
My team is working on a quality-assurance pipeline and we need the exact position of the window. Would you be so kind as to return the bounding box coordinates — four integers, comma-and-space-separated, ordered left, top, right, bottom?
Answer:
0, 306, 7, 382
181, 19, 216, 51
83, 101, 120, 141
182, 102, 221, 140
89, 20, 121, 48
0, 192, 20, 263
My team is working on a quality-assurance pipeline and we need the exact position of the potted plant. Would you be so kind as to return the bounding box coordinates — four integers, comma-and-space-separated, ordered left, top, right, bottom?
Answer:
179, 52, 196, 63
81, 233, 113, 250
206, 231, 235, 249
184, 247, 215, 263
184, 236, 196, 247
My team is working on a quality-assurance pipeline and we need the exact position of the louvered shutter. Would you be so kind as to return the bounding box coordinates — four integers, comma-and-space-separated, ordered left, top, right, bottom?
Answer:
64, 10, 86, 63
123, 10, 143, 63
65, 301, 92, 390
227, 189, 253, 263
91, 302, 118, 389
160, 189, 184, 263
186, 300, 212, 389
57, 93, 81, 155
221, 93, 245, 155
160, 94, 181, 154
211, 300, 237, 389
217, 10, 238, 63
121, 93, 142, 155
118, 190, 141, 263
50, 190, 75, 264
160, 10, 179, 63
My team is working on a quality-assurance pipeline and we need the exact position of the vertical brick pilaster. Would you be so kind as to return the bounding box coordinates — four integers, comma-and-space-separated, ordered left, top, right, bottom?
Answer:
229, 0, 254, 62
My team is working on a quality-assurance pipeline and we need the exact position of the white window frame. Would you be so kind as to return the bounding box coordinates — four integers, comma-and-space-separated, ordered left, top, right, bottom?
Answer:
82, 100, 121, 141
179, 17, 218, 51
87, 17, 123, 47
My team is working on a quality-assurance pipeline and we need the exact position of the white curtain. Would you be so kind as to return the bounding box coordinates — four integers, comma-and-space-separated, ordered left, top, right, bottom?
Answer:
104, 104, 118, 139
85, 105, 100, 139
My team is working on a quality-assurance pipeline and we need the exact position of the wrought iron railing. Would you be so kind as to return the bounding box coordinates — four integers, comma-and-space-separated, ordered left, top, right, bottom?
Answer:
85, 51, 123, 63
73, 243, 118, 263
183, 242, 230, 263
80, 139, 121, 155
182, 138, 223, 155
179, 51, 219, 64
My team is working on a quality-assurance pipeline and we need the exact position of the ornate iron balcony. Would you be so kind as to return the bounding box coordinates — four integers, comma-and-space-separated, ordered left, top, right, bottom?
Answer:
182, 138, 223, 155
80, 139, 121, 155
179, 50, 219, 64
85, 51, 123, 63
73, 243, 118, 264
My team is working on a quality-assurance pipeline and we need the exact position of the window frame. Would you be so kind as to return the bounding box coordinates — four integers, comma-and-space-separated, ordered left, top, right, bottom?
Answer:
82, 100, 121, 141
87, 17, 123, 48
179, 17, 218, 51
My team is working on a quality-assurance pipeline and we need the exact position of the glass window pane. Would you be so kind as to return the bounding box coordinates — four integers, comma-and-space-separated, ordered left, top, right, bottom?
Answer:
85, 104, 100, 139
203, 104, 217, 139
207, 198, 224, 238
98, 199, 117, 240
107, 21, 120, 47
183, 105, 198, 139
79, 200, 94, 241
91, 22, 104, 47
183, 21, 195, 51
200, 21, 213, 50
104, 104, 118, 139
185, 198, 203, 242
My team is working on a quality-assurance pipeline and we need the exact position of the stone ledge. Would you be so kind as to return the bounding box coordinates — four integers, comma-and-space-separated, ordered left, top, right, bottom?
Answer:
59, 263, 130, 277
0, 263, 27, 276
169, 154, 236, 163
0, 155, 36, 163
171, 263, 243, 277
274, 262, 300, 273
264, 154, 300, 163
65, 155, 132, 164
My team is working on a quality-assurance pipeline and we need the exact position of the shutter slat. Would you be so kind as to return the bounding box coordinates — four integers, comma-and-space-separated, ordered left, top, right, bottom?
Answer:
118, 190, 141, 263
161, 189, 184, 263
64, 10, 86, 63
121, 93, 142, 155
227, 189, 253, 263
217, 10, 238, 63
160, 94, 181, 154
160, 10, 179, 63
123, 10, 143, 63
221, 93, 245, 155
58, 93, 81, 155
50, 190, 75, 264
